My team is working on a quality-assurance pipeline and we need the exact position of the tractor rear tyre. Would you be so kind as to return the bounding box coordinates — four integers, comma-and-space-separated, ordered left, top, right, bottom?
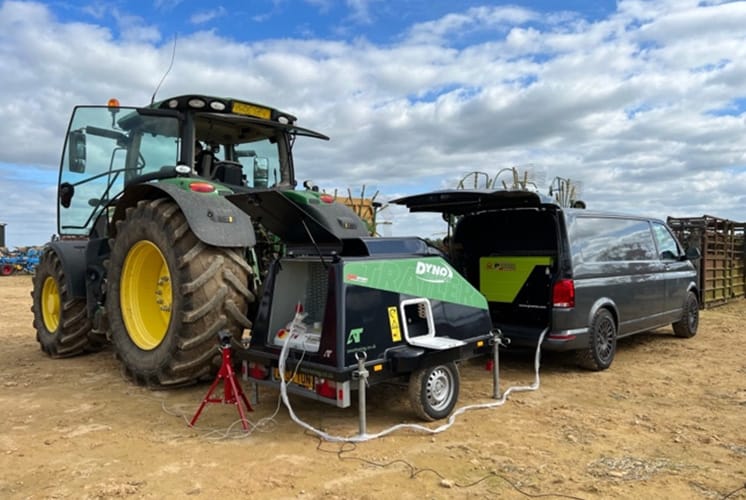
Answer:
106, 198, 254, 387
31, 249, 95, 357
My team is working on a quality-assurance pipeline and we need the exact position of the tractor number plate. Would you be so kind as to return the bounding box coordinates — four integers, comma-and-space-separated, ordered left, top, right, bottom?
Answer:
232, 101, 272, 120
272, 368, 314, 390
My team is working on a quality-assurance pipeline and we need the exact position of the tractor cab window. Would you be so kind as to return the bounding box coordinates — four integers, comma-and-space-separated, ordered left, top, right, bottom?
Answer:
58, 106, 179, 236
234, 139, 281, 189
191, 137, 283, 188
193, 113, 288, 189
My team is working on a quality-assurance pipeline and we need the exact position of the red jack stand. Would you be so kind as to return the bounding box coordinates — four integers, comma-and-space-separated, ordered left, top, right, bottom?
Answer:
190, 333, 253, 431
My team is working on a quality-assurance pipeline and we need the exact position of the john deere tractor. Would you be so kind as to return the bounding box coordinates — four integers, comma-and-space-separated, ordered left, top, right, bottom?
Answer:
32, 95, 368, 387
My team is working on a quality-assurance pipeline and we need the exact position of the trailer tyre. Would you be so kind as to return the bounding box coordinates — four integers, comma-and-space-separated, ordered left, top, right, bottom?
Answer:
106, 198, 254, 387
31, 249, 94, 357
2, 264, 15, 276
408, 362, 460, 421
576, 308, 616, 371
672, 291, 699, 338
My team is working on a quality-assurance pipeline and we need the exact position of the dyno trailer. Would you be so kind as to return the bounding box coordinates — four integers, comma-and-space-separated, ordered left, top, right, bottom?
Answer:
232, 190, 496, 421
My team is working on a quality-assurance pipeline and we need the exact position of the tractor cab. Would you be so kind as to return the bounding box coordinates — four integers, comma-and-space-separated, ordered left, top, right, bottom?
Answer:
57, 95, 328, 239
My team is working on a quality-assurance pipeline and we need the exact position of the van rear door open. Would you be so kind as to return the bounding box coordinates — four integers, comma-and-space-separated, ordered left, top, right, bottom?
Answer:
393, 190, 560, 337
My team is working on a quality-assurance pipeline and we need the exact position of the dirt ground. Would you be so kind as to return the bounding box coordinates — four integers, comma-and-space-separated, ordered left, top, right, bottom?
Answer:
0, 275, 744, 499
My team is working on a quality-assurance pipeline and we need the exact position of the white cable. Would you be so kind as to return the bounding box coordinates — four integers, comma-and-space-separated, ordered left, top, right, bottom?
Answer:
278, 320, 548, 443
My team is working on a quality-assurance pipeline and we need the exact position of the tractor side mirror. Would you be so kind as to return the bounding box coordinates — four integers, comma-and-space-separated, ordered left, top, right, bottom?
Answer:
59, 182, 75, 208
68, 130, 87, 173
253, 157, 270, 188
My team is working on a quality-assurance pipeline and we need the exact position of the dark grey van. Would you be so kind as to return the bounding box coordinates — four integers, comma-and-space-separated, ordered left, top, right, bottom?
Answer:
393, 189, 700, 370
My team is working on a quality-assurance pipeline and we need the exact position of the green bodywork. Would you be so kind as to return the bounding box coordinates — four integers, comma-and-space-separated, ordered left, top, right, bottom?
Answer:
479, 256, 553, 303
343, 257, 488, 310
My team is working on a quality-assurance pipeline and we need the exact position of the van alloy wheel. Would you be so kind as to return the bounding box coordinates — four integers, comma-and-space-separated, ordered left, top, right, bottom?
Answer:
672, 291, 699, 338
576, 309, 616, 371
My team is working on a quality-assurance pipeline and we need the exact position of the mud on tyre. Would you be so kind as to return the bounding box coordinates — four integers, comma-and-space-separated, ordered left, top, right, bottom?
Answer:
106, 198, 254, 387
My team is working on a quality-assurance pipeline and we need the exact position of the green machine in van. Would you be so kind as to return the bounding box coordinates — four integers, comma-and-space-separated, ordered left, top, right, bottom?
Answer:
394, 189, 701, 371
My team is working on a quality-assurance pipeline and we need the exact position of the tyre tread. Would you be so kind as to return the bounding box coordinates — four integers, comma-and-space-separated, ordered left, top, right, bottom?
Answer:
31, 249, 97, 358
106, 197, 254, 387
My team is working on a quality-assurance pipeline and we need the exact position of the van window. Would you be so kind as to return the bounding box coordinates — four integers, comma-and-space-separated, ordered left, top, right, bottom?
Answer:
571, 217, 656, 262
651, 222, 681, 260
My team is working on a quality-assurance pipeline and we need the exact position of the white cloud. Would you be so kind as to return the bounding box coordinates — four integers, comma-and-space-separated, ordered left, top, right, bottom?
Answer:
345, 0, 378, 25
112, 9, 161, 43
0, 0, 745, 246
190, 6, 228, 25
154, 0, 184, 10
405, 5, 538, 44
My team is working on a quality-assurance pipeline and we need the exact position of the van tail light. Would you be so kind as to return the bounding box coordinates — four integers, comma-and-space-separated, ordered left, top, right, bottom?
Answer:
553, 279, 575, 308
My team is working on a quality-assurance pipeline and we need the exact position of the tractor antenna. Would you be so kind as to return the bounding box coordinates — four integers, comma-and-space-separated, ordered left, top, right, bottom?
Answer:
301, 220, 327, 269
151, 34, 177, 105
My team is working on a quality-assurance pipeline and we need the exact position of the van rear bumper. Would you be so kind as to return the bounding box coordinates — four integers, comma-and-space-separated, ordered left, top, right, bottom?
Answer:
500, 325, 589, 352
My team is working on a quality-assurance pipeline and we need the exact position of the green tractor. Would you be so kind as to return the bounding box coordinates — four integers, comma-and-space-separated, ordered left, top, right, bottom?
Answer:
31, 95, 368, 387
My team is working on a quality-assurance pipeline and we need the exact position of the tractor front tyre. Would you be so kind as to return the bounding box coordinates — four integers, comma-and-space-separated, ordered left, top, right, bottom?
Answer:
106, 198, 254, 387
31, 249, 94, 357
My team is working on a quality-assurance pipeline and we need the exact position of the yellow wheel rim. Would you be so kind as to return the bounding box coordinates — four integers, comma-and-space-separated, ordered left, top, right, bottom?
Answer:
41, 276, 61, 333
121, 241, 173, 350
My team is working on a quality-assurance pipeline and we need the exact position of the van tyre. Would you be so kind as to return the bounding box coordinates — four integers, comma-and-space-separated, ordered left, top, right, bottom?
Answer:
31, 249, 95, 357
408, 362, 460, 421
576, 309, 616, 371
672, 291, 699, 338
106, 198, 254, 387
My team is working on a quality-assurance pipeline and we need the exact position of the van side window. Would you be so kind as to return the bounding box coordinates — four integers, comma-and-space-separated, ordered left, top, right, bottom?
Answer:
652, 223, 681, 260
571, 217, 657, 262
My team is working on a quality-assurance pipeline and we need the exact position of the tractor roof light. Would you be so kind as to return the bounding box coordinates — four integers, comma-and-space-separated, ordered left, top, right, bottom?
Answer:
209, 100, 226, 111
188, 98, 206, 109
107, 98, 120, 109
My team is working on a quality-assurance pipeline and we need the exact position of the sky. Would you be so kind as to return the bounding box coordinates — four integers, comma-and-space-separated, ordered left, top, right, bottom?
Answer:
1, 0, 745, 247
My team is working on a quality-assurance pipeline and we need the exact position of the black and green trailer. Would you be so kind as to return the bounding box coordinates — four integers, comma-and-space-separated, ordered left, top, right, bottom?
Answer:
233, 190, 495, 421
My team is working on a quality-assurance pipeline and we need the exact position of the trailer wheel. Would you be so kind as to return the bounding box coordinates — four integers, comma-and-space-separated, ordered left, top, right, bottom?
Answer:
408, 362, 460, 421
31, 249, 94, 357
576, 308, 616, 371
1, 264, 14, 276
106, 198, 254, 387
672, 291, 699, 338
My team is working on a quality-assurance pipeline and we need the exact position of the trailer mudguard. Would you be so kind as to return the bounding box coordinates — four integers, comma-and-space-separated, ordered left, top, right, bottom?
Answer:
387, 345, 426, 373
112, 182, 256, 247
47, 240, 88, 299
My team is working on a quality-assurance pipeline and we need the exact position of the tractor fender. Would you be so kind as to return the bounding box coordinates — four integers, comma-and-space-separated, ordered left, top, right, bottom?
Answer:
47, 240, 88, 299
112, 183, 256, 248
